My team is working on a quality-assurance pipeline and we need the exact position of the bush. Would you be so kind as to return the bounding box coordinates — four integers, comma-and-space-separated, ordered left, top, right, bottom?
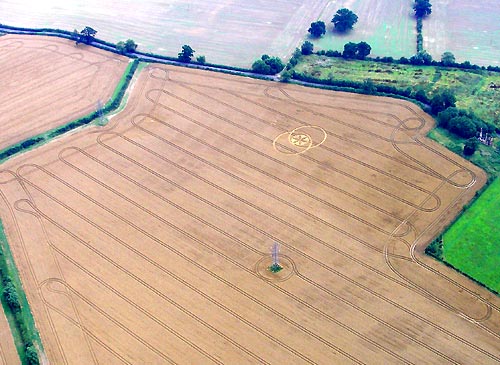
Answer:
301, 41, 314, 55
252, 55, 284, 75
3, 280, 20, 312
463, 138, 479, 156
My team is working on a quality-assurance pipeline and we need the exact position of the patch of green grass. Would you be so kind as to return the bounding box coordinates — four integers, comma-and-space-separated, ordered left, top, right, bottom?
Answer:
294, 55, 500, 127
442, 178, 500, 293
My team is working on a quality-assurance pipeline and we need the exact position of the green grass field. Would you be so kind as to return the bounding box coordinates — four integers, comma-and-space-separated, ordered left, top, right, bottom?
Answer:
442, 178, 500, 293
294, 55, 500, 127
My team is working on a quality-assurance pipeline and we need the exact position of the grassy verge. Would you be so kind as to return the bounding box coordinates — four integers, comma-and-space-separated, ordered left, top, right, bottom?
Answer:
0, 221, 42, 364
293, 55, 500, 127
439, 178, 500, 294
0, 59, 139, 164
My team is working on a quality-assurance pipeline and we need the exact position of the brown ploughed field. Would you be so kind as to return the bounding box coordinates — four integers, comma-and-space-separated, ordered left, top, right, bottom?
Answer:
0, 61, 499, 364
0, 34, 128, 151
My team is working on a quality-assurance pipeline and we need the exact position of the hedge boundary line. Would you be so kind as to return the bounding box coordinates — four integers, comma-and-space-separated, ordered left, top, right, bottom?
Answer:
0, 221, 41, 364
0, 24, 253, 73
291, 71, 427, 109
0, 59, 139, 164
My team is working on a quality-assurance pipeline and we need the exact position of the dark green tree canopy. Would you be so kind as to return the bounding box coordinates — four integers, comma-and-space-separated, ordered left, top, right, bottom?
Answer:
356, 41, 371, 59
413, 0, 432, 18
178, 44, 195, 62
342, 41, 371, 59
77, 26, 97, 45
252, 55, 284, 75
196, 55, 206, 64
342, 42, 358, 58
441, 51, 456, 66
409, 51, 433, 65
332, 8, 358, 32
463, 138, 479, 156
116, 39, 137, 54
301, 41, 314, 55
308, 21, 326, 37
430, 90, 456, 114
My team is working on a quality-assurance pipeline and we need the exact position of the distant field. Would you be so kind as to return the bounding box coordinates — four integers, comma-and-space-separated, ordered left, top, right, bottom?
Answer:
443, 178, 500, 293
0, 0, 330, 67
423, 0, 500, 66
309, 0, 415, 59
0, 34, 127, 150
294, 55, 500, 126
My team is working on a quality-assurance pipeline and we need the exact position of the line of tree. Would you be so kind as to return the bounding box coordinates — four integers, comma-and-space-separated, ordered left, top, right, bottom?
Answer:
116, 39, 137, 54
1, 270, 40, 365
73, 26, 97, 45
252, 54, 285, 75
413, 0, 432, 18
342, 41, 371, 60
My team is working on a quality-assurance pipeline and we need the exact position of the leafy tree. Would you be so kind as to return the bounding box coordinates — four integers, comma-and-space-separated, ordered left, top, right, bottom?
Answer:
342, 41, 371, 59
409, 51, 433, 65
437, 107, 462, 128
308, 21, 326, 37
342, 42, 358, 58
116, 39, 137, 54
124, 39, 137, 53
26, 345, 39, 365
196, 55, 206, 64
280, 70, 293, 82
178, 45, 195, 62
414, 89, 429, 104
252, 55, 285, 75
430, 90, 456, 114
301, 41, 314, 55
463, 138, 479, 156
356, 41, 371, 59
77, 26, 97, 45
252, 59, 271, 74
413, 0, 432, 18
265, 56, 285, 74
448, 116, 477, 138
332, 8, 358, 32
441, 51, 456, 66
3, 281, 20, 312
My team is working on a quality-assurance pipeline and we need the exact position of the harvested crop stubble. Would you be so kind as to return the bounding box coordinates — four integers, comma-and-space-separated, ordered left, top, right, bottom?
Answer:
0, 62, 499, 364
0, 34, 128, 151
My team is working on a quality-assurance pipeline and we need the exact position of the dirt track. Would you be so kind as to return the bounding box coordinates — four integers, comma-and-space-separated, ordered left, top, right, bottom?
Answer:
0, 60, 499, 364
0, 35, 127, 151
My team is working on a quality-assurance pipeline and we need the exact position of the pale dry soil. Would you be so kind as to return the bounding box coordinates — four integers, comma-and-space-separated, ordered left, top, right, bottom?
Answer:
0, 60, 499, 364
0, 34, 128, 151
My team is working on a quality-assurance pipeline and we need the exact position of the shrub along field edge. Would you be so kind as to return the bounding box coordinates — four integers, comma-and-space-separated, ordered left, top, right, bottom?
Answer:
0, 220, 42, 364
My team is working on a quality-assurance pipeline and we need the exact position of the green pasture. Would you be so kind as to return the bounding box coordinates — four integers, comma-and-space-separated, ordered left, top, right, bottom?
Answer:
442, 178, 500, 293
294, 55, 500, 126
